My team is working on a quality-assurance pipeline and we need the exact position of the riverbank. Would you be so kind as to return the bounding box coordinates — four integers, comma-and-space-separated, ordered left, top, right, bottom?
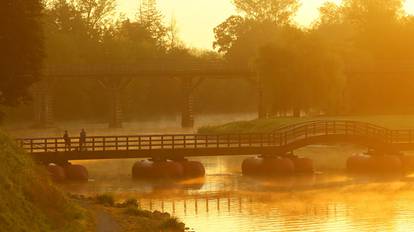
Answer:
0, 130, 92, 231
74, 193, 186, 232
198, 115, 414, 134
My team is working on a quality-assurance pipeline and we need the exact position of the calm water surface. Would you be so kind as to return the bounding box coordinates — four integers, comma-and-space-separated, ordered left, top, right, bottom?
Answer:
61, 147, 414, 232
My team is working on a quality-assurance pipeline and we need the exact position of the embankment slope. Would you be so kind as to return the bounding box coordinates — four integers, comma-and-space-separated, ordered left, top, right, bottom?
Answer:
0, 131, 89, 231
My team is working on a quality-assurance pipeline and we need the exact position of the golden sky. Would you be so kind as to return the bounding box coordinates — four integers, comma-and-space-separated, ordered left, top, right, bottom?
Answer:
117, 0, 414, 49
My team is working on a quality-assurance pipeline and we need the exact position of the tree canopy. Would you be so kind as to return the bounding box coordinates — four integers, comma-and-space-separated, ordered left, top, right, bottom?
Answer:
0, 0, 43, 108
213, 0, 414, 117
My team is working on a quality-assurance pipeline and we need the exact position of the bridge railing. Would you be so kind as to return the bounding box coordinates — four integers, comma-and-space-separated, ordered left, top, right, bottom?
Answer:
17, 133, 280, 153
274, 120, 394, 145
16, 121, 414, 154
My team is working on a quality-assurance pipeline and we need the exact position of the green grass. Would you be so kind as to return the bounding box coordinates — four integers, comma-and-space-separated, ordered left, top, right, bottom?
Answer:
198, 115, 414, 134
0, 130, 89, 231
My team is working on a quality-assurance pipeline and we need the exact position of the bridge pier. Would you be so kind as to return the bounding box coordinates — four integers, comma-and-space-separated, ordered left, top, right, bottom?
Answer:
132, 158, 205, 179
98, 78, 131, 128
181, 77, 194, 128
109, 87, 123, 128
257, 81, 266, 119
33, 80, 54, 128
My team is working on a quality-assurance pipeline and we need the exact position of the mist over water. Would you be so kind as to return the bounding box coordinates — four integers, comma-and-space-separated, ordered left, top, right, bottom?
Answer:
5, 113, 256, 138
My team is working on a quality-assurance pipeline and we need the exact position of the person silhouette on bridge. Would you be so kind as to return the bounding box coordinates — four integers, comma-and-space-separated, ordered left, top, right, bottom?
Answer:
80, 129, 86, 151
63, 130, 71, 151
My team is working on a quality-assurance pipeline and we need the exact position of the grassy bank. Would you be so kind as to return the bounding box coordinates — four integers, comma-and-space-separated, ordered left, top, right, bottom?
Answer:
76, 193, 186, 232
0, 128, 187, 231
198, 115, 414, 134
0, 130, 91, 231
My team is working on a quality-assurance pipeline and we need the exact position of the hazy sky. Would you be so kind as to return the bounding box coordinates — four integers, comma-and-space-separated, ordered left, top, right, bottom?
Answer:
117, 0, 414, 50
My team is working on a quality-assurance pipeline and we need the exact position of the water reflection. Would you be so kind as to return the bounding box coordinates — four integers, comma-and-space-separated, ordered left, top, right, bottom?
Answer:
60, 146, 414, 232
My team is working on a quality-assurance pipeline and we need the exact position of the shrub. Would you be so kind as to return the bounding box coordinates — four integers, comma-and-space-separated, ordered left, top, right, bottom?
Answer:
124, 207, 152, 218
160, 217, 185, 231
96, 193, 115, 206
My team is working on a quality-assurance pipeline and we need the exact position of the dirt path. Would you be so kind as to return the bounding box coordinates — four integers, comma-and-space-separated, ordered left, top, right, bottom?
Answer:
95, 210, 121, 232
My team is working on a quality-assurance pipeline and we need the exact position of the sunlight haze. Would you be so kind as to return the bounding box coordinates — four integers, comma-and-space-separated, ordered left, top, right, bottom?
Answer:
118, 0, 414, 49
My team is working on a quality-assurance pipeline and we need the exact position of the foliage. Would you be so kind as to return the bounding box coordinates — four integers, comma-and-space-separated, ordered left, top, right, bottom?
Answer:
213, 0, 299, 66
96, 193, 115, 206
233, 0, 300, 23
115, 198, 140, 208
313, 0, 414, 114
0, 0, 43, 108
214, 0, 344, 116
159, 217, 185, 231
124, 206, 152, 217
211, 0, 414, 117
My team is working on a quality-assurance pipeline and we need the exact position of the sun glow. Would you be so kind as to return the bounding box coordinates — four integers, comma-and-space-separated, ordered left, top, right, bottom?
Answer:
405, 0, 414, 15
117, 0, 414, 49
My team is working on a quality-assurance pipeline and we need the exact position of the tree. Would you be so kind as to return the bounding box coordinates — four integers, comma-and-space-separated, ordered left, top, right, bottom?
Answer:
213, 0, 299, 66
313, 0, 414, 114
0, 0, 43, 108
76, 0, 116, 32
233, 0, 299, 23
139, 0, 167, 49
257, 30, 344, 116
212, 0, 350, 117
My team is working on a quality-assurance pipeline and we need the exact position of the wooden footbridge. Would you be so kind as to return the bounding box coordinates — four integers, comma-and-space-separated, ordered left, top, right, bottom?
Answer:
35, 60, 258, 129
17, 120, 414, 164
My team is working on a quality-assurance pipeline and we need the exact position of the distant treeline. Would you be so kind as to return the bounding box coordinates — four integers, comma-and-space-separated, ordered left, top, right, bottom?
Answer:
214, 0, 414, 116
6, 0, 414, 122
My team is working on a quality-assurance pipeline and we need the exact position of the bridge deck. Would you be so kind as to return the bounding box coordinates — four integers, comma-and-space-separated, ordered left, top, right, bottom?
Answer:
17, 121, 414, 163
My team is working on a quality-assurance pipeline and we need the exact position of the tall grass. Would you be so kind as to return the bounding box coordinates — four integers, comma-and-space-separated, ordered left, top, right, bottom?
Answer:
0, 130, 88, 231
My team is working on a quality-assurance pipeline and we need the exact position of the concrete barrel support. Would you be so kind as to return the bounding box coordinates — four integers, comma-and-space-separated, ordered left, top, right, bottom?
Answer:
64, 164, 89, 181
47, 163, 66, 182
132, 160, 184, 179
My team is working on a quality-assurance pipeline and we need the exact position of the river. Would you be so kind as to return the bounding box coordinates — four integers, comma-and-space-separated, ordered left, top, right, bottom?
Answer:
60, 145, 414, 232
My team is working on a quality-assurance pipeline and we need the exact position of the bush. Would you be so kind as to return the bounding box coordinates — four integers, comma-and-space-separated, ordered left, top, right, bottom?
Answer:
124, 207, 152, 218
96, 193, 115, 206
123, 198, 139, 207
160, 217, 185, 231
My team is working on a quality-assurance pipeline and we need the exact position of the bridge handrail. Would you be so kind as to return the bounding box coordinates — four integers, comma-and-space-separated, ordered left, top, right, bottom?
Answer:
16, 120, 414, 154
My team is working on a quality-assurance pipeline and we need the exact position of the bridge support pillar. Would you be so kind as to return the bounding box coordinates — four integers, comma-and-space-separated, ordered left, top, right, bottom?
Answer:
181, 77, 194, 128
33, 81, 54, 128
257, 81, 265, 119
109, 87, 123, 128
99, 78, 131, 129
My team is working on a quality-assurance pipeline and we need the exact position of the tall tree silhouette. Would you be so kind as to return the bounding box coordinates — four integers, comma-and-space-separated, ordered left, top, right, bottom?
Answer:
0, 0, 43, 109
139, 0, 167, 48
